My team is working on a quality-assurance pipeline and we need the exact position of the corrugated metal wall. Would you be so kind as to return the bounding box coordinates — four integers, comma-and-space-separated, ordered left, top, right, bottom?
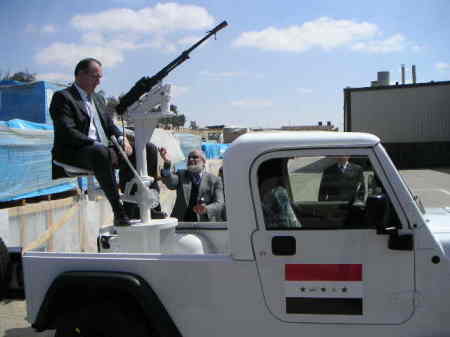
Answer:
348, 83, 450, 142
345, 82, 450, 168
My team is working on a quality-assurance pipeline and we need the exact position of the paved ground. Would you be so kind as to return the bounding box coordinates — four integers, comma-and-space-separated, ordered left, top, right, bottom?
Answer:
0, 300, 52, 337
400, 168, 450, 208
1, 167, 449, 337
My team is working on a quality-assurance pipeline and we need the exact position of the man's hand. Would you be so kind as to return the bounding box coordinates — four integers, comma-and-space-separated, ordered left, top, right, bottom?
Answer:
123, 137, 133, 156
159, 147, 170, 162
193, 204, 207, 215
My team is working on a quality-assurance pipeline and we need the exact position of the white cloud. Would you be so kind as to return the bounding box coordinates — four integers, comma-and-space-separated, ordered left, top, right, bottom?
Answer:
82, 32, 105, 45
436, 62, 450, 71
71, 3, 214, 33
36, 72, 72, 83
41, 25, 57, 33
233, 17, 379, 52
233, 17, 417, 54
411, 44, 423, 53
145, 35, 177, 53
35, 43, 124, 68
231, 99, 273, 109
25, 24, 57, 33
171, 85, 190, 97
296, 88, 313, 94
200, 70, 243, 79
36, 3, 216, 69
177, 35, 202, 46
351, 34, 406, 53
25, 24, 37, 33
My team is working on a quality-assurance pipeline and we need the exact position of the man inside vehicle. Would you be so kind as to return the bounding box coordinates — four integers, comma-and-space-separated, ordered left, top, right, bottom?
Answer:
258, 158, 301, 229
318, 156, 366, 203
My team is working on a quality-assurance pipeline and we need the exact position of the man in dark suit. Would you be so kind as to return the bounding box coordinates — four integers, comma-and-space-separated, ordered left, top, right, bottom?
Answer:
318, 157, 365, 203
159, 148, 224, 222
50, 58, 133, 226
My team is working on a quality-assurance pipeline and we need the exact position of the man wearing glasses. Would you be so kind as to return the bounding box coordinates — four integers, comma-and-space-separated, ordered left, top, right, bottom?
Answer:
159, 148, 224, 222
50, 58, 133, 226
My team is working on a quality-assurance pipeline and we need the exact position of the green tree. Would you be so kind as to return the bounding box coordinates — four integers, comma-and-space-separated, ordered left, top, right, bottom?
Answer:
174, 114, 186, 128
158, 114, 186, 128
157, 104, 187, 129
1, 70, 36, 83
106, 96, 120, 118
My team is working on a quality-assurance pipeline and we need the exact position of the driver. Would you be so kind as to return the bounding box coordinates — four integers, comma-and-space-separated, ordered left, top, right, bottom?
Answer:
318, 157, 365, 203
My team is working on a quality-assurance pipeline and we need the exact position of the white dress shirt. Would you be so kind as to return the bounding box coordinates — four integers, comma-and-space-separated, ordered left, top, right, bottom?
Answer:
74, 83, 100, 142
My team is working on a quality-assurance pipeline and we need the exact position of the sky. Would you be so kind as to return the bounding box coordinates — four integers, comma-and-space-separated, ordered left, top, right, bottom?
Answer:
1, 0, 449, 129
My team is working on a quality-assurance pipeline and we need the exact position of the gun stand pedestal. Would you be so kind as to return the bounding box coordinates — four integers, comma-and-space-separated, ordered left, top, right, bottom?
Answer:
113, 218, 176, 253
113, 83, 180, 253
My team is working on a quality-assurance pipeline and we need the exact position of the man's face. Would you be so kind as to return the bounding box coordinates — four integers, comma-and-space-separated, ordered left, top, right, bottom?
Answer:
76, 61, 103, 94
187, 151, 205, 173
336, 157, 349, 165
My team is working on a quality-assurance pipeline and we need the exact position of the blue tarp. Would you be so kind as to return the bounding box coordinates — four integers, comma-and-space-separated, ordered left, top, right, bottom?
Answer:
0, 118, 53, 131
0, 116, 222, 201
0, 81, 67, 124
0, 80, 25, 86
0, 119, 77, 202
201, 143, 230, 159
171, 134, 228, 170
173, 133, 202, 170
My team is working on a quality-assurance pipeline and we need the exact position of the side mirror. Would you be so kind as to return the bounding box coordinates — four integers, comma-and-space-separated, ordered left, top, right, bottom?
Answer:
366, 194, 394, 234
366, 194, 413, 251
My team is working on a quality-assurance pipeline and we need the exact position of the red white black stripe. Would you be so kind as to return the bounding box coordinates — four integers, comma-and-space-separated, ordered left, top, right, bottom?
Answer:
285, 264, 363, 315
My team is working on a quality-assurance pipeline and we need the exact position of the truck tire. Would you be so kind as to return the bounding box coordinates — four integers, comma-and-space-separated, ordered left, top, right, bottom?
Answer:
0, 237, 8, 301
54, 300, 150, 337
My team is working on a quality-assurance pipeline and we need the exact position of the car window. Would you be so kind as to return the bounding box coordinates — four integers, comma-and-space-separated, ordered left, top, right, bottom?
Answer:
258, 155, 399, 230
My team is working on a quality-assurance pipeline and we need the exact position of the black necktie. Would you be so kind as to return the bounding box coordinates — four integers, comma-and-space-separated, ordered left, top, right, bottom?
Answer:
191, 173, 201, 185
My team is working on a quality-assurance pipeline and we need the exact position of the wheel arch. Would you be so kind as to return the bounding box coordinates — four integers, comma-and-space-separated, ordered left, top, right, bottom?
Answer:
32, 271, 182, 337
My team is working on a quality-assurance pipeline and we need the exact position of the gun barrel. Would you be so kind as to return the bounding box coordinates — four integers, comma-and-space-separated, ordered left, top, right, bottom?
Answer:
212, 20, 228, 33
116, 20, 228, 114
185, 20, 228, 54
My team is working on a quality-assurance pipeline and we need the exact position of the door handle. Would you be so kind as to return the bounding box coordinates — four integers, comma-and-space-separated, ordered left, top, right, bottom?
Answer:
272, 236, 296, 256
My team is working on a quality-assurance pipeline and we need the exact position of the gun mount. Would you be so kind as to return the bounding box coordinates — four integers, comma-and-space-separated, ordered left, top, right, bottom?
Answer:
116, 20, 228, 115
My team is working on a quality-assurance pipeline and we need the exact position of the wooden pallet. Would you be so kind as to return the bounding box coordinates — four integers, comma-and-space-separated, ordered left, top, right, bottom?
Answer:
0, 189, 80, 210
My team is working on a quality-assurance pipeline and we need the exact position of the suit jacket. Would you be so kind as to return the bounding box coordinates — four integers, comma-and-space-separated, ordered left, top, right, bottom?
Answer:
318, 162, 365, 202
162, 170, 225, 221
50, 85, 122, 179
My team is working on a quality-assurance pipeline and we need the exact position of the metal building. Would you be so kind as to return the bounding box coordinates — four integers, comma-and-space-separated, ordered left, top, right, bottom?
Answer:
344, 80, 450, 169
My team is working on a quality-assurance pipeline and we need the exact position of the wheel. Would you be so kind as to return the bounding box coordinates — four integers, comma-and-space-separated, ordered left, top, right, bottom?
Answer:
54, 300, 150, 337
0, 237, 9, 301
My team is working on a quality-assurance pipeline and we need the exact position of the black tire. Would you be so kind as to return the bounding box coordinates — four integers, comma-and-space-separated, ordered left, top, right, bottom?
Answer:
0, 237, 9, 301
54, 300, 150, 337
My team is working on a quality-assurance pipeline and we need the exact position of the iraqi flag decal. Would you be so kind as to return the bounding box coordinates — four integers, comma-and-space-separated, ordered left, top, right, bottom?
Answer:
285, 264, 363, 315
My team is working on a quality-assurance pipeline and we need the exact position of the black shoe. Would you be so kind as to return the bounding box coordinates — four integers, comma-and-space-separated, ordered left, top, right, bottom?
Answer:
114, 214, 132, 227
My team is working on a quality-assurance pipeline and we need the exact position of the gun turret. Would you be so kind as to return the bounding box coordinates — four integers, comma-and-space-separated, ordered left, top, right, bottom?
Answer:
116, 20, 228, 115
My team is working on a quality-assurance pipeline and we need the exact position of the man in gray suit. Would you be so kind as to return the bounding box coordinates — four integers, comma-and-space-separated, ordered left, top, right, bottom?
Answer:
159, 148, 224, 222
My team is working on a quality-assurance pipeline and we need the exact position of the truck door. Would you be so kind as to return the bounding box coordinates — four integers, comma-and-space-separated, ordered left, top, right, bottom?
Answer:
251, 150, 414, 324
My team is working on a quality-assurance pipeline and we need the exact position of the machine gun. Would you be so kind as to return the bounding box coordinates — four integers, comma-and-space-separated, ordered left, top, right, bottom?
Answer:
116, 20, 228, 115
